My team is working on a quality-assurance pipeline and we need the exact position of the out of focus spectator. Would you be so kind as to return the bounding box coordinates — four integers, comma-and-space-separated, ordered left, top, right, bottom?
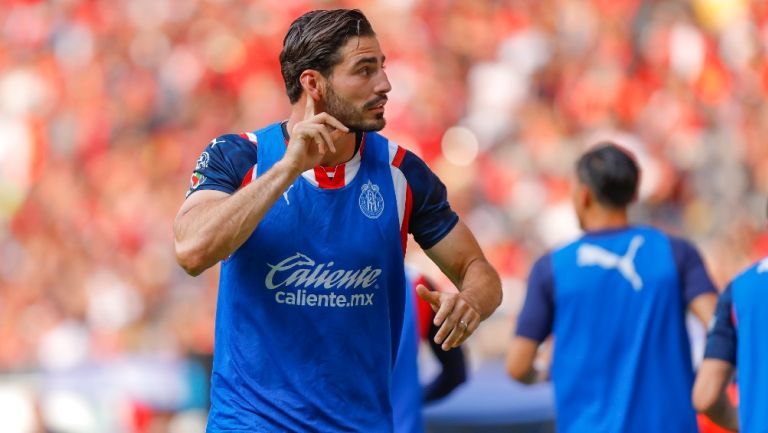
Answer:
1, 0, 767, 431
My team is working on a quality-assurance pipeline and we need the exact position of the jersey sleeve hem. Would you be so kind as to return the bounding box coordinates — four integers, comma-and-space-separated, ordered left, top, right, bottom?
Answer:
702, 349, 736, 364
514, 328, 549, 343
417, 215, 459, 250
186, 184, 235, 197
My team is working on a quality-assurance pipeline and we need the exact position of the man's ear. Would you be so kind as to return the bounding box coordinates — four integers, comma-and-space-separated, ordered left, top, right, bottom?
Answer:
299, 70, 325, 101
577, 183, 592, 210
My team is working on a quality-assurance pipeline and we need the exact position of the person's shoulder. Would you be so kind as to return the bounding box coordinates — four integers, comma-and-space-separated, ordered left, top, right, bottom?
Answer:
203, 132, 257, 151
530, 252, 554, 272
364, 132, 412, 167
552, 235, 587, 256
204, 132, 259, 163
653, 227, 700, 254
184, 132, 261, 196
212, 132, 259, 150
735, 256, 768, 282
630, 225, 697, 252
646, 228, 712, 284
526, 252, 555, 291
370, 135, 440, 187
384, 142, 432, 178
627, 224, 669, 239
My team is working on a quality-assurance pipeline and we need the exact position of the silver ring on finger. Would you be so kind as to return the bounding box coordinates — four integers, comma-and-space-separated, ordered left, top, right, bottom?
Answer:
458, 320, 468, 332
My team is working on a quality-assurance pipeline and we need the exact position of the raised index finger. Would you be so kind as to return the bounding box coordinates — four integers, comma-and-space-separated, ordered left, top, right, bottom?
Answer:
305, 96, 315, 120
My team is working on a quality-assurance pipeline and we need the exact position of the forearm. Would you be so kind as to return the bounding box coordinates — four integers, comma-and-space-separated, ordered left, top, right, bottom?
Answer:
693, 359, 738, 431
174, 160, 299, 274
419, 222, 502, 349
506, 337, 539, 383
458, 258, 502, 320
704, 391, 739, 432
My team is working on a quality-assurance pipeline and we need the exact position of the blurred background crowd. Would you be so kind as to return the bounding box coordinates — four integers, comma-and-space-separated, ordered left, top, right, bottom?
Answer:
1, 0, 767, 431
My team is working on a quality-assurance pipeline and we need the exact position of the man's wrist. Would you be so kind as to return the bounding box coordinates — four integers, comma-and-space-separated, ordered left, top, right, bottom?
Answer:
460, 288, 491, 319
275, 158, 303, 179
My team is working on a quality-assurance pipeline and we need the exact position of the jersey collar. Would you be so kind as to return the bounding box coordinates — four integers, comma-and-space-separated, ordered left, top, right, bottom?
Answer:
281, 121, 365, 189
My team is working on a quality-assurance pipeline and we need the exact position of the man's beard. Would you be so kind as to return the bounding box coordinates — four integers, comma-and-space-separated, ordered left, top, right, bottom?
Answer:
324, 85, 386, 132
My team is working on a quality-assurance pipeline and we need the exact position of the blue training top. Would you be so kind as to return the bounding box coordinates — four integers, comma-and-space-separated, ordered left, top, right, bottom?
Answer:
705, 256, 768, 433
516, 226, 716, 433
187, 123, 457, 432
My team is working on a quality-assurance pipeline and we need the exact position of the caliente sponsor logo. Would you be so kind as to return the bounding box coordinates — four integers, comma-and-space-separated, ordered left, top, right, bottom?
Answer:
265, 252, 382, 290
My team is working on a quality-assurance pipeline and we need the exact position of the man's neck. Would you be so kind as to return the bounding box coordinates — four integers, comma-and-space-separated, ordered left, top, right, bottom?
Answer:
285, 110, 358, 167
581, 209, 630, 232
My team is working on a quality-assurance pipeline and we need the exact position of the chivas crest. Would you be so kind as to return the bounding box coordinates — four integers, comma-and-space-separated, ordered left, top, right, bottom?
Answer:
359, 180, 384, 219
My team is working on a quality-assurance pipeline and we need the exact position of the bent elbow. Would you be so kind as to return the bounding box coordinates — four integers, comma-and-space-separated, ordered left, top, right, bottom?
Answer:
506, 361, 530, 383
507, 367, 523, 382
692, 382, 718, 413
181, 263, 205, 277
692, 391, 717, 413
174, 241, 210, 277
176, 253, 205, 277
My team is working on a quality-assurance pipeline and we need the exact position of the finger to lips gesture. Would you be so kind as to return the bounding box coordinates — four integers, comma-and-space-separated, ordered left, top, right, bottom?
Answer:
286, 96, 349, 172
416, 284, 480, 351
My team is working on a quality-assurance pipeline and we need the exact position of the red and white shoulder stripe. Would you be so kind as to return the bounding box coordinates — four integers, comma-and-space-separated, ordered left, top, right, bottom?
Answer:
240, 132, 258, 144
239, 132, 258, 188
388, 141, 413, 254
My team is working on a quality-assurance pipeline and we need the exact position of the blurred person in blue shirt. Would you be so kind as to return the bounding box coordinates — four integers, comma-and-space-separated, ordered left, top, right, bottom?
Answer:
506, 143, 719, 433
693, 201, 768, 432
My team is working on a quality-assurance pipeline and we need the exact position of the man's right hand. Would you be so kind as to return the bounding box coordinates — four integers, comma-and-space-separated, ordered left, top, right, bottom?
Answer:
283, 96, 349, 173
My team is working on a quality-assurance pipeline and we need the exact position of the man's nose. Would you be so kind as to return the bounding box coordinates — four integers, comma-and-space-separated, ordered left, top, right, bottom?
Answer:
376, 69, 392, 94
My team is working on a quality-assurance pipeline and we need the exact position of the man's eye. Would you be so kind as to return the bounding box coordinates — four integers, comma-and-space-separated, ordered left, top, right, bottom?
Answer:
359, 67, 370, 75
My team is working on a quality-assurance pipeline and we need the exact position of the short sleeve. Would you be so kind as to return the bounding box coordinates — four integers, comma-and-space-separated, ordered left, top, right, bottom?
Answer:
398, 151, 459, 249
515, 254, 555, 342
703, 285, 737, 364
669, 236, 718, 305
186, 134, 258, 198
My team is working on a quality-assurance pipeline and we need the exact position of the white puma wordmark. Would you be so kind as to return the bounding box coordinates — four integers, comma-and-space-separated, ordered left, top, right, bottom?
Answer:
577, 235, 645, 291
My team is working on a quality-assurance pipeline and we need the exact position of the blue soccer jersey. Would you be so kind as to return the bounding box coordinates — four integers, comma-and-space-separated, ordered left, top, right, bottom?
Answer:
187, 122, 458, 432
705, 256, 768, 433
516, 226, 717, 433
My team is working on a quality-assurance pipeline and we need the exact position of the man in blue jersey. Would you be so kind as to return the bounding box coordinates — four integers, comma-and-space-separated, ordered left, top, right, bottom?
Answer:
505, 143, 719, 433
693, 204, 768, 432
173, 9, 502, 433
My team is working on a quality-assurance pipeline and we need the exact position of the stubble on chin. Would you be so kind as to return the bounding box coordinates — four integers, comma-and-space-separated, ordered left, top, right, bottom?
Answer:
324, 89, 386, 132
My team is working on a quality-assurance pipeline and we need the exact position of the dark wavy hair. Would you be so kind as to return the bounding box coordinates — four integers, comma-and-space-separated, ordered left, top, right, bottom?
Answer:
576, 143, 640, 208
280, 9, 375, 104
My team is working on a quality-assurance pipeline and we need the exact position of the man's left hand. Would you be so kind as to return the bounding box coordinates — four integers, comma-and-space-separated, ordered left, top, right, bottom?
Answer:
417, 284, 481, 351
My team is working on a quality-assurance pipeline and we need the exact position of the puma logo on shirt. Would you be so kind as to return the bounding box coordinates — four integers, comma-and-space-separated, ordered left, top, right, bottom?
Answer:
283, 184, 294, 205
577, 235, 645, 291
